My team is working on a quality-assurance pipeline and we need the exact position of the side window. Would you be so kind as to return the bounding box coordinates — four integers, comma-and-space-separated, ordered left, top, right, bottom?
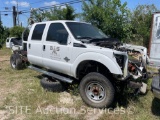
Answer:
46, 23, 68, 45
31, 24, 46, 40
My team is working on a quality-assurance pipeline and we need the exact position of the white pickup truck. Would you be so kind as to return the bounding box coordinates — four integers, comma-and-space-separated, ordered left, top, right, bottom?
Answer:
6, 37, 22, 49
10, 20, 148, 108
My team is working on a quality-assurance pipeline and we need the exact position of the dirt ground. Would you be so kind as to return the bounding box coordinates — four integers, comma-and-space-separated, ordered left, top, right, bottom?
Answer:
0, 48, 160, 120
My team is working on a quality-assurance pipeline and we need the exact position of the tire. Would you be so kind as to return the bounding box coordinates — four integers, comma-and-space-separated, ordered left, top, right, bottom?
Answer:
79, 72, 115, 108
10, 54, 23, 70
40, 77, 64, 92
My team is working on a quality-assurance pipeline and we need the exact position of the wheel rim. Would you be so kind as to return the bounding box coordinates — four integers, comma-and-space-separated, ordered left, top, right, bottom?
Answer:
85, 82, 105, 102
11, 58, 16, 68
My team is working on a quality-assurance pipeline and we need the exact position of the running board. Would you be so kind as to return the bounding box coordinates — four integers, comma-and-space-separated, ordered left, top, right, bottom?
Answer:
28, 66, 73, 83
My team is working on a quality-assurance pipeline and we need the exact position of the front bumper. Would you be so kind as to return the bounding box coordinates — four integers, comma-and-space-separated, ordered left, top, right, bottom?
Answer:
151, 75, 160, 99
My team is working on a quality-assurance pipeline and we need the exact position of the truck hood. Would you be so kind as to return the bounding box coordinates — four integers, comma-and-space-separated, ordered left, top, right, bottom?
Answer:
84, 41, 128, 57
89, 38, 121, 49
82, 37, 122, 52
80, 37, 121, 49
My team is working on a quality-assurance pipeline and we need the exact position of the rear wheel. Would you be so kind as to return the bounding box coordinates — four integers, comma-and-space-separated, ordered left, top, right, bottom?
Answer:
10, 54, 23, 70
79, 72, 115, 108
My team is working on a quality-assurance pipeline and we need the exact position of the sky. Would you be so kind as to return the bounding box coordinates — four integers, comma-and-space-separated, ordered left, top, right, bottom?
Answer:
0, 0, 160, 28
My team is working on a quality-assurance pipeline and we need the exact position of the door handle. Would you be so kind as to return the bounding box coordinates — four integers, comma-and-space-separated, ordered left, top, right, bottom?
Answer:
28, 44, 31, 49
43, 45, 45, 51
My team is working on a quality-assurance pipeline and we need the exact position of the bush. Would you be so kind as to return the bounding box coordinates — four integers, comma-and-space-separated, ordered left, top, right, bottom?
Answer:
0, 39, 5, 49
9, 26, 24, 38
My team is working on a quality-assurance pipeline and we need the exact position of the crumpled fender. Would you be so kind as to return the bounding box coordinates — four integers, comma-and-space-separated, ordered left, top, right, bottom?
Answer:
71, 52, 122, 78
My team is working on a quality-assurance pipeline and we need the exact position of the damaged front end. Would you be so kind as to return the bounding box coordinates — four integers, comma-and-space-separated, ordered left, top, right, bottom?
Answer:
121, 44, 149, 81
92, 38, 149, 94
92, 38, 148, 80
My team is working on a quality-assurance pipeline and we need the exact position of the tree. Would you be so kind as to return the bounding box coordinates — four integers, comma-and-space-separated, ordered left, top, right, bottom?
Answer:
0, 21, 4, 39
45, 5, 77, 20
0, 22, 10, 48
62, 5, 77, 20
31, 9, 46, 22
45, 7, 64, 20
82, 0, 132, 41
3, 27, 10, 38
0, 21, 4, 48
31, 5, 77, 22
9, 26, 24, 38
131, 4, 158, 47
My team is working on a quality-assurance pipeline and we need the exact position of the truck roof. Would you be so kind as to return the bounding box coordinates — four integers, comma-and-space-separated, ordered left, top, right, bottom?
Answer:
7, 37, 20, 39
33, 20, 90, 25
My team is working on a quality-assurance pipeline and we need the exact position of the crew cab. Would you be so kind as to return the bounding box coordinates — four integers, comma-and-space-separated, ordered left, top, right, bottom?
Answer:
10, 20, 148, 108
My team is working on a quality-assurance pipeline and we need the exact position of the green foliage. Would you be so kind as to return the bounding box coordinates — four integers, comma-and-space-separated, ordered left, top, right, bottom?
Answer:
0, 21, 4, 37
131, 4, 158, 47
65, 5, 77, 20
31, 9, 46, 22
0, 27, 10, 48
82, 0, 132, 41
3, 27, 10, 39
0, 21, 5, 48
31, 5, 77, 22
9, 26, 24, 38
45, 7, 65, 20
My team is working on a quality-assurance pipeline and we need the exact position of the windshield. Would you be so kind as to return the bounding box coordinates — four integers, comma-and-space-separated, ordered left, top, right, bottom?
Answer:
66, 22, 108, 40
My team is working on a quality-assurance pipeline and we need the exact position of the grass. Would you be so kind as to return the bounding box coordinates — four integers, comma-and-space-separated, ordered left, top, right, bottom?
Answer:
0, 46, 160, 120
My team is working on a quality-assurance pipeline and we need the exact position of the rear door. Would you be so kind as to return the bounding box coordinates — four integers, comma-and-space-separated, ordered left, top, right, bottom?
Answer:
27, 23, 46, 66
42, 22, 72, 75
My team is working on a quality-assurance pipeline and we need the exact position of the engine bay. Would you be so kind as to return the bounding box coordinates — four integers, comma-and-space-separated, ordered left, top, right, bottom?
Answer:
91, 38, 148, 81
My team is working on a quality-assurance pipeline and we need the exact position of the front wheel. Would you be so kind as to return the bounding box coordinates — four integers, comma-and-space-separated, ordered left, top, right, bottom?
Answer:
79, 72, 115, 108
